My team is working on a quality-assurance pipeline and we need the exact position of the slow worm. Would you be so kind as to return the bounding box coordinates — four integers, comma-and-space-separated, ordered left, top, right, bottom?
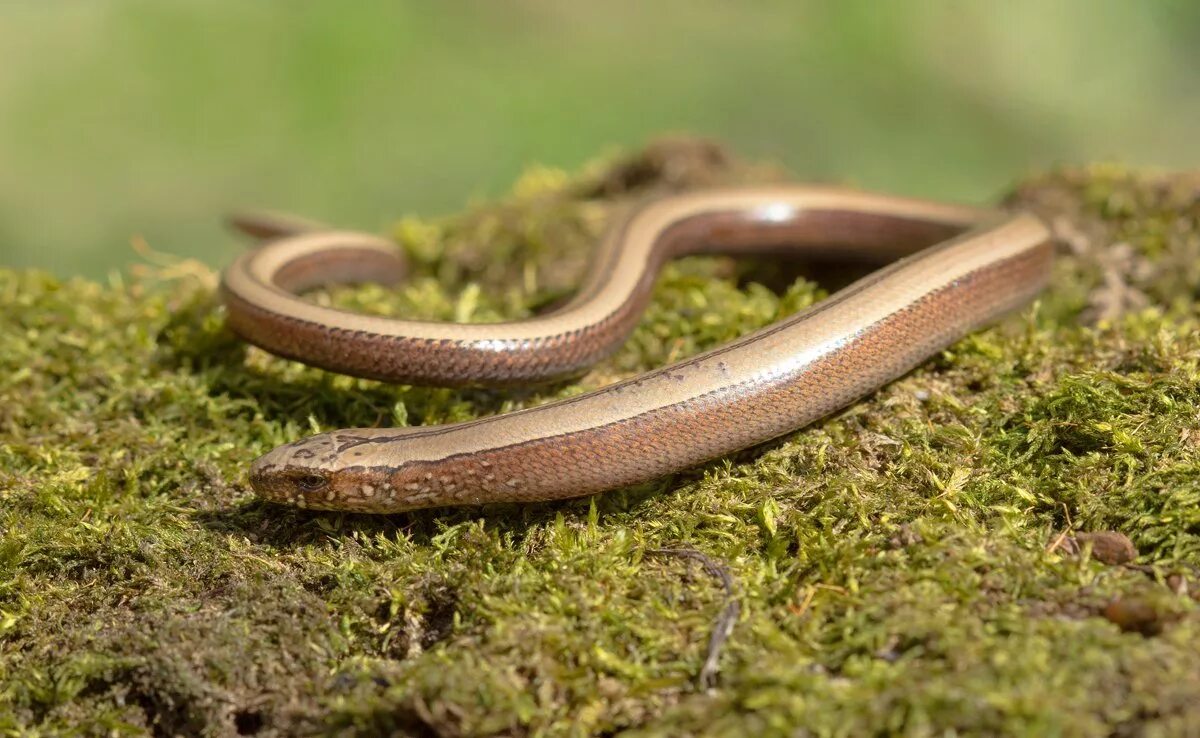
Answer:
220, 187, 1054, 512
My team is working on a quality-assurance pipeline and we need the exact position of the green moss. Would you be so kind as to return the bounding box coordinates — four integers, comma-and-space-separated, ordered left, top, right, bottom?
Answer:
1, 143, 1198, 736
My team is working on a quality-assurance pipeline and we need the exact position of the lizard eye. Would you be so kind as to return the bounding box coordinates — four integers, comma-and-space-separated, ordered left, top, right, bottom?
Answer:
294, 473, 328, 492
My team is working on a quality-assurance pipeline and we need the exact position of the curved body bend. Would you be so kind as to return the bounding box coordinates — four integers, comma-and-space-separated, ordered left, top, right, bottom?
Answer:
222, 187, 1055, 513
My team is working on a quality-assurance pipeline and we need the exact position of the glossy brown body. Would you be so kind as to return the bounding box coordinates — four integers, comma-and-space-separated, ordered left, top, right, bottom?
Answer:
220, 187, 1055, 512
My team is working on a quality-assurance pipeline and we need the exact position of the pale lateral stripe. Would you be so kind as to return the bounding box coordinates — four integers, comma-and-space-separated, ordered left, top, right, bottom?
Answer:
340, 214, 1047, 468
224, 187, 992, 344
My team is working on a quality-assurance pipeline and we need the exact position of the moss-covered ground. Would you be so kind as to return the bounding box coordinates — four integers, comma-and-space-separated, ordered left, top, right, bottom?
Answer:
2, 141, 1199, 736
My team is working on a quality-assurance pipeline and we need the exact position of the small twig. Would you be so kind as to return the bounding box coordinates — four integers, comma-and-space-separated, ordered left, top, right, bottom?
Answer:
1045, 528, 1072, 555
647, 547, 740, 690
1046, 504, 1077, 555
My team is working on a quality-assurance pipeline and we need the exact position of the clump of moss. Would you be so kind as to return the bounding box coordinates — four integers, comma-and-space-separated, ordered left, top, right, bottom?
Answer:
1, 141, 1198, 736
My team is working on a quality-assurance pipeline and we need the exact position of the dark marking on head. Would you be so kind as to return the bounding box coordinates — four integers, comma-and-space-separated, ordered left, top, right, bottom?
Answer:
335, 434, 377, 453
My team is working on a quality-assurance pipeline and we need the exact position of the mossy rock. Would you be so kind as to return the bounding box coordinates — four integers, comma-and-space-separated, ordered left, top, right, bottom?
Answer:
2, 140, 1199, 736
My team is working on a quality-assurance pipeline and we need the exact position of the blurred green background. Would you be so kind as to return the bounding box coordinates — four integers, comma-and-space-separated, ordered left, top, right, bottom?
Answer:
2, 1, 1198, 277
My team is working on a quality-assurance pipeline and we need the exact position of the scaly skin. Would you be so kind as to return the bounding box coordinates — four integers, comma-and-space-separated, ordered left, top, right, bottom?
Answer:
221, 187, 1054, 512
